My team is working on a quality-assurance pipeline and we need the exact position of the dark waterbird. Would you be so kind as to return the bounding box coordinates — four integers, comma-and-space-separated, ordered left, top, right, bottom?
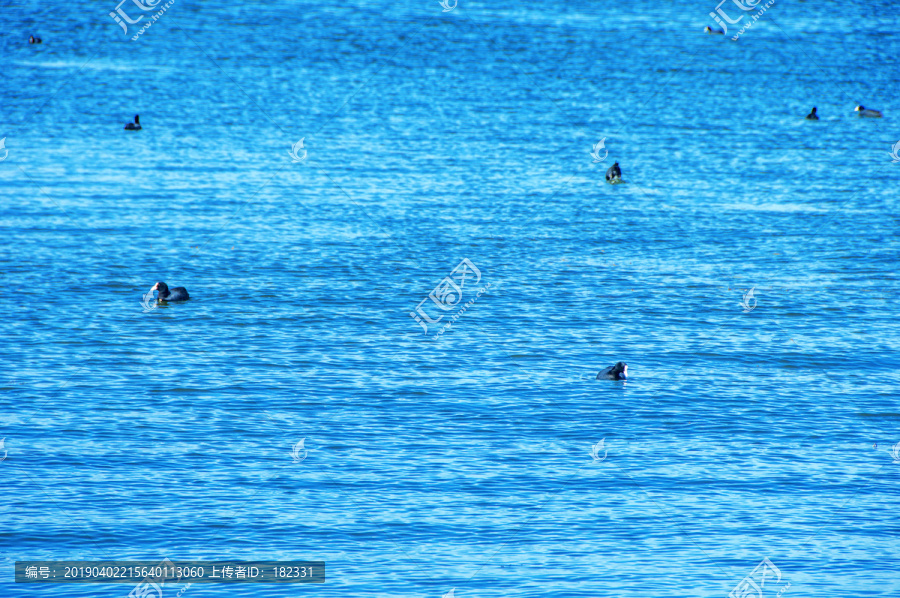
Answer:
704, 26, 724, 35
605, 161, 622, 182
855, 105, 882, 118
29, 35, 42, 44
597, 362, 628, 380
806, 107, 819, 120
124, 115, 142, 130
152, 282, 189, 302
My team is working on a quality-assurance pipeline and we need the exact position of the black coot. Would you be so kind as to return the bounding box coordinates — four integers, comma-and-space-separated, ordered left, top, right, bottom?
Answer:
854, 105, 882, 118
605, 161, 622, 182
152, 282, 189, 302
597, 362, 628, 380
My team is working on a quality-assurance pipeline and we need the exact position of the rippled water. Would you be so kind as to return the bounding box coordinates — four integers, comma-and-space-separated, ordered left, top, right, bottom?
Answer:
2, 0, 899, 596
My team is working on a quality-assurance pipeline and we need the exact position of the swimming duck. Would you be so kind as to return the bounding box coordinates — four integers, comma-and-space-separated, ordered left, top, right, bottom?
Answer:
124, 115, 141, 130
152, 282, 189, 302
806, 107, 819, 120
597, 362, 628, 380
704, 26, 724, 34
29, 36, 42, 44
855, 105, 882, 118
605, 161, 622, 183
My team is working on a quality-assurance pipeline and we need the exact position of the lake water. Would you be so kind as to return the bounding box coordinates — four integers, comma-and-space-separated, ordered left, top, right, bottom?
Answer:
1, 0, 899, 596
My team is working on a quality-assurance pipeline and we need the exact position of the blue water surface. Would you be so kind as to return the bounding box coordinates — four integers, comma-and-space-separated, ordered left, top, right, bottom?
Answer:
1, 0, 899, 596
